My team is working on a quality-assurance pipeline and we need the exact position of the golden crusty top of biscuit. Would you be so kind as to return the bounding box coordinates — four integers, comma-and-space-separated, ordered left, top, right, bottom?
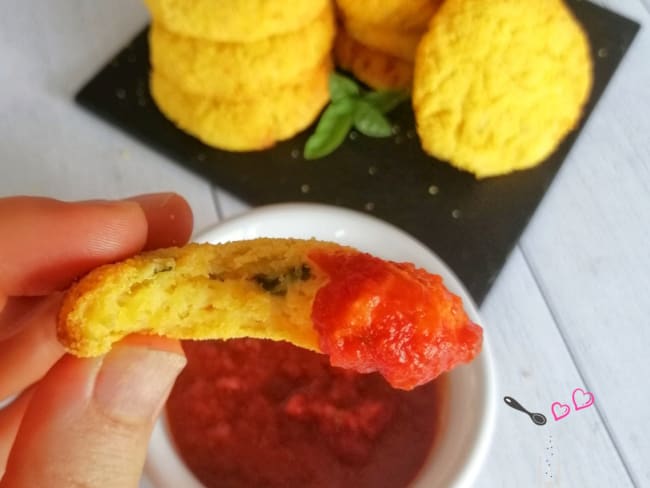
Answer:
144, 0, 329, 42
336, 0, 441, 31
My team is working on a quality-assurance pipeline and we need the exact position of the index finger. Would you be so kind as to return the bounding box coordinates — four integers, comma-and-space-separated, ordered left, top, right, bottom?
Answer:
0, 197, 146, 297
0, 193, 193, 297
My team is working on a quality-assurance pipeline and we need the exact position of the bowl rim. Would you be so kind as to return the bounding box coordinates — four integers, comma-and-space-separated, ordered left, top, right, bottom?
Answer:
145, 202, 497, 488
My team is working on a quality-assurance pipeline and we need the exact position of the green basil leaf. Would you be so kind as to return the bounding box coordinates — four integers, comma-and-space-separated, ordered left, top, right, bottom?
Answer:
353, 101, 393, 138
362, 90, 409, 113
329, 72, 360, 102
304, 100, 355, 160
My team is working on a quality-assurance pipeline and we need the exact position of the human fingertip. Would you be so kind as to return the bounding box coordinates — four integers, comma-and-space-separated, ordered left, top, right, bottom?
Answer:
93, 343, 185, 424
125, 192, 178, 211
80, 200, 148, 258
119, 334, 185, 356
125, 192, 194, 249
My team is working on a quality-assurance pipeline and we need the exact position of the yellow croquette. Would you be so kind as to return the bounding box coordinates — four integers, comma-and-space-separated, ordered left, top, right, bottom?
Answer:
149, 6, 334, 99
334, 29, 413, 91
413, 0, 593, 177
144, 0, 329, 42
150, 61, 330, 151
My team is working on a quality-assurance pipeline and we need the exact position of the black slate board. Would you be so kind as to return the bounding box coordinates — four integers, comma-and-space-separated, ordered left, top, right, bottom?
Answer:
75, 1, 639, 304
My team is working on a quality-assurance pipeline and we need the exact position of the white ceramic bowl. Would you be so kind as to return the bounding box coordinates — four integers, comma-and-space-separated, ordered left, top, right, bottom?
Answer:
145, 203, 496, 488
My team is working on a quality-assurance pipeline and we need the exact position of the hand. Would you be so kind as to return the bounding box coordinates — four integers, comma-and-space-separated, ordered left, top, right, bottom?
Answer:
0, 193, 193, 487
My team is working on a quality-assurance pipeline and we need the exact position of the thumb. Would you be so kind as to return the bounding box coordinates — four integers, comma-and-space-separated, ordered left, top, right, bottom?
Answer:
1, 337, 186, 488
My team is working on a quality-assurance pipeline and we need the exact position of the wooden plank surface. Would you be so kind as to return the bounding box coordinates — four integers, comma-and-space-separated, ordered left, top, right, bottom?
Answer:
520, 0, 650, 485
475, 249, 633, 488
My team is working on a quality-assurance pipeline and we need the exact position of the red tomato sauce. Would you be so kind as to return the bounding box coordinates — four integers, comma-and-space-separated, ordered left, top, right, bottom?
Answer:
166, 339, 445, 488
309, 250, 483, 390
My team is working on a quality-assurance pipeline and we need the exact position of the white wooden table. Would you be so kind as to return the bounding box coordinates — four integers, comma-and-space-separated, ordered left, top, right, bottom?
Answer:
1, 1, 648, 486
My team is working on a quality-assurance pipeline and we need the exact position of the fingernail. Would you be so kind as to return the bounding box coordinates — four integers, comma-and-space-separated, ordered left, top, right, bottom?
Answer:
93, 345, 186, 423
77, 198, 139, 208
125, 192, 177, 210
124, 192, 193, 249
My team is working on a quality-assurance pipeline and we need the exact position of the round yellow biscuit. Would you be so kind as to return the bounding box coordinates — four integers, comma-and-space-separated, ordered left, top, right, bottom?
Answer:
343, 16, 422, 62
413, 0, 593, 178
334, 29, 413, 91
144, 0, 329, 42
335, 0, 440, 31
149, 7, 334, 99
150, 61, 330, 151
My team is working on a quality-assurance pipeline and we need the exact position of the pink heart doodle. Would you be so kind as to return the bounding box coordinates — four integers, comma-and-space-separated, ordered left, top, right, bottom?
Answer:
572, 387, 595, 410
551, 402, 570, 421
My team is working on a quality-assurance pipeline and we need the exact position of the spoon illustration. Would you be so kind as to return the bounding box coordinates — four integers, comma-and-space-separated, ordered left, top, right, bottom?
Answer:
504, 396, 547, 426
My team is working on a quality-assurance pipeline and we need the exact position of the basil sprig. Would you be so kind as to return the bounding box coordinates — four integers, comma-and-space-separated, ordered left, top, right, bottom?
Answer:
304, 73, 409, 160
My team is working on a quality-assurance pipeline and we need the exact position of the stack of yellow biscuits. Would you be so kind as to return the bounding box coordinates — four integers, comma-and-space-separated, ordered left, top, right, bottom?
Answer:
333, 0, 441, 91
145, 0, 335, 151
